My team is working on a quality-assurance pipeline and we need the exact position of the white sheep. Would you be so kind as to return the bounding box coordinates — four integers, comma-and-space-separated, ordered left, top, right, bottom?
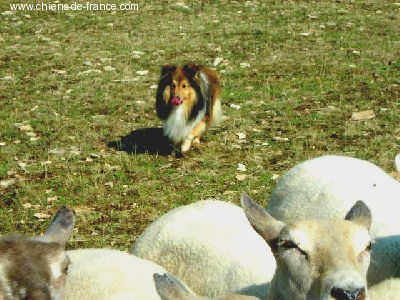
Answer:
131, 199, 275, 299
241, 192, 372, 300
65, 248, 260, 300
132, 193, 373, 300
153, 273, 259, 300
65, 248, 169, 300
266, 155, 400, 285
368, 278, 400, 300
0, 206, 74, 300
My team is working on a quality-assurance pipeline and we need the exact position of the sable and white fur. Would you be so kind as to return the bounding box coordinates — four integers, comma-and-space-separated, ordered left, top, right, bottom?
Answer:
266, 155, 400, 285
0, 206, 74, 300
156, 64, 222, 153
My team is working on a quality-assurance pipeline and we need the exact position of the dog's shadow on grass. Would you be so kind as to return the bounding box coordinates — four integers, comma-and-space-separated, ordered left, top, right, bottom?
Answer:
107, 128, 173, 156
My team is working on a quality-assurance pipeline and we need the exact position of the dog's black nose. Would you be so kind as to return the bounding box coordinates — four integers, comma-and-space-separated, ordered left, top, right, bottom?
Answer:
331, 286, 365, 300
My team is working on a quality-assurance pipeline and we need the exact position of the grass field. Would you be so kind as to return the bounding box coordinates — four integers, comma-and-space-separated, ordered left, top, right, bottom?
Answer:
0, 0, 399, 251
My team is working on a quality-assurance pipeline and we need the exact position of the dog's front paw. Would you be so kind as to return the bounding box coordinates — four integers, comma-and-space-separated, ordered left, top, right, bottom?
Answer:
192, 137, 201, 145
181, 136, 194, 153
180, 141, 191, 153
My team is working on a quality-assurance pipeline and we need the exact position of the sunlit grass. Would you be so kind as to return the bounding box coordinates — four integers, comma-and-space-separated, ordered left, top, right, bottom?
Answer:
0, 0, 398, 250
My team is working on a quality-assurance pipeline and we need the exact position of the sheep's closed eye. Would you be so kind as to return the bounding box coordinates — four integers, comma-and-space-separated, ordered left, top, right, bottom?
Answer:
279, 240, 298, 250
63, 260, 70, 275
358, 240, 372, 262
365, 241, 372, 252
279, 240, 308, 258
361, 240, 372, 255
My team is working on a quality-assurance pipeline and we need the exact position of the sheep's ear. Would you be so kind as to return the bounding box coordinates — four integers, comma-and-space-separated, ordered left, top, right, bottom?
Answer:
241, 192, 284, 248
161, 65, 176, 77
344, 200, 372, 231
43, 206, 75, 246
153, 273, 192, 300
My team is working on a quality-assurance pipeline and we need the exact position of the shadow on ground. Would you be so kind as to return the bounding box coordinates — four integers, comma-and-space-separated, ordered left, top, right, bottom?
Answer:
108, 127, 173, 156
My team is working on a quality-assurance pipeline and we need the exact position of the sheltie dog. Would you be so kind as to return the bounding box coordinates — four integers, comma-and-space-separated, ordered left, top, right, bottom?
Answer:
155, 64, 222, 153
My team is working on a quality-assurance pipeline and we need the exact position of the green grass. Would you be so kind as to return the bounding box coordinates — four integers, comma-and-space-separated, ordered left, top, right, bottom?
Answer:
0, 0, 399, 250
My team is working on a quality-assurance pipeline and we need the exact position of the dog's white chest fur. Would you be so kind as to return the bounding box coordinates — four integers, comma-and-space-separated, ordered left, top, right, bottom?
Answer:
163, 105, 206, 144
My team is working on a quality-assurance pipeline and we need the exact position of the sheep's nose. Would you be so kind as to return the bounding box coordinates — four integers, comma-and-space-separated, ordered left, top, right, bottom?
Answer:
330, 286, 365, 300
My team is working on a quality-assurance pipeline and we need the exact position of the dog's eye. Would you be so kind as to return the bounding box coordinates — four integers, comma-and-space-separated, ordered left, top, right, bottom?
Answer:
182, 84, 187, 88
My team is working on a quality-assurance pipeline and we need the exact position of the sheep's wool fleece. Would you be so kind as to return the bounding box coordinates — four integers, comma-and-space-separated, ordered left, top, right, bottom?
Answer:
65, 248, 167, 300
132, 200, 275, 298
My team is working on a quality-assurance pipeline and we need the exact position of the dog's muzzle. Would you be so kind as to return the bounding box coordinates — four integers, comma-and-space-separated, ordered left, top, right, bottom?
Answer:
171, 97, 183, 106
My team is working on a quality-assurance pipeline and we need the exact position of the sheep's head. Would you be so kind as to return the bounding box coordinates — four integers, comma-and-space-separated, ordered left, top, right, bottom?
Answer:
241, 193, 371, 300
0, 206, 74, 300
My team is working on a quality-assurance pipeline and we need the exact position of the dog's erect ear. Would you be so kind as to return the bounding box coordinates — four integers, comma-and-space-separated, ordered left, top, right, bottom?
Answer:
161, 65, 176, 77
183, 64, 200, 79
